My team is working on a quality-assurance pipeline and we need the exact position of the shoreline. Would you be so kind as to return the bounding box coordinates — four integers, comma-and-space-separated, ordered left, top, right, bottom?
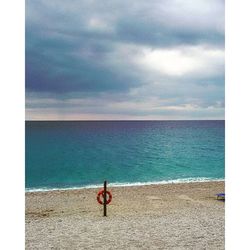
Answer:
26, 181, 224, 249
25, 178, 225, 193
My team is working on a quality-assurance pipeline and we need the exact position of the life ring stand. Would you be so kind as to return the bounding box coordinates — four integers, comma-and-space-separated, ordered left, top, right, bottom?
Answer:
97, 189, 112, 205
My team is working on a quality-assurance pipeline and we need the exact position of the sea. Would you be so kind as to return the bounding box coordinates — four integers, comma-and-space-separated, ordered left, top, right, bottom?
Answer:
25, 120, 225, 191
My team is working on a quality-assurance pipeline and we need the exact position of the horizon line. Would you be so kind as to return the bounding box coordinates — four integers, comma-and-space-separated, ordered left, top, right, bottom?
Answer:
25, 119, 225, 122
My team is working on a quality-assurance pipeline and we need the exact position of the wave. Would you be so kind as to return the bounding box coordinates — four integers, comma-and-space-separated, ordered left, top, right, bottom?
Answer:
25, 177, 224, 193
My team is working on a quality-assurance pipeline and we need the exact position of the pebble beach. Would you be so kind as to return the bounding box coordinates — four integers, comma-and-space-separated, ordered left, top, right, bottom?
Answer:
26, 181, 225, 249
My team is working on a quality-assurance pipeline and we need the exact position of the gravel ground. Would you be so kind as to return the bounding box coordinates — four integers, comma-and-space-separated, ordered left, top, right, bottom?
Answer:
26, 181, 225, 249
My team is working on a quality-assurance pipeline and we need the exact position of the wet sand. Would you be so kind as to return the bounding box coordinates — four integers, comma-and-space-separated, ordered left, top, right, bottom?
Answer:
26, 181, 225, 249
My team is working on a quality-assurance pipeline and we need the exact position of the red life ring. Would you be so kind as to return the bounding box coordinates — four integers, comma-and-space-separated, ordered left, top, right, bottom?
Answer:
97, 189, 112, 205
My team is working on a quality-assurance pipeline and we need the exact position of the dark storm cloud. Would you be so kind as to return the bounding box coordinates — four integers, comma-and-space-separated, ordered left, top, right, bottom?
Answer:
115, 16, 224, 48
26, 25, 141, 93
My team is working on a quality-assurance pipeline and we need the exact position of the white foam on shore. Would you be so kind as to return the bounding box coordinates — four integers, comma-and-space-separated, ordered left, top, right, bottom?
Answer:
25, 177, 224, 193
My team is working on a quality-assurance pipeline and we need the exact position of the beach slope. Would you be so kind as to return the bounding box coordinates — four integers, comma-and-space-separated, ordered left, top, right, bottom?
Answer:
26, 181, 225, 249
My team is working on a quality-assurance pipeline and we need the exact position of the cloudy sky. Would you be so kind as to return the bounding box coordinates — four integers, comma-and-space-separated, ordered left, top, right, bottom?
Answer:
26, 0, 224, 120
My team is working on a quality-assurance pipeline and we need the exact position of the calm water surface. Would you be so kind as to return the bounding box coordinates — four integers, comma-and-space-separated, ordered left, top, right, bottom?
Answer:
25, 120, 225, 190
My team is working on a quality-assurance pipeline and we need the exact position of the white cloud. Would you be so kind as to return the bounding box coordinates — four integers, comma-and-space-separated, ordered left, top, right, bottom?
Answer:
87, 17, 115, 33
154, 0, 224, 34
135, 45, 224, 77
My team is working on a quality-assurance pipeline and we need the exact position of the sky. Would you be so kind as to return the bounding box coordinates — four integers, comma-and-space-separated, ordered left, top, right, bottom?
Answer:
25, 0, 224, 120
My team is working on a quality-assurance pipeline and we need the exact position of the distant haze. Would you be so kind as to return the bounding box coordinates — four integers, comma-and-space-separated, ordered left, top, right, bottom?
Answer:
26, 0, 224, 120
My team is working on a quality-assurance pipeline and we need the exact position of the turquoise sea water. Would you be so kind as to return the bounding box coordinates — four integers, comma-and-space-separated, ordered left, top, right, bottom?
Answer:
25, 121, 224, 191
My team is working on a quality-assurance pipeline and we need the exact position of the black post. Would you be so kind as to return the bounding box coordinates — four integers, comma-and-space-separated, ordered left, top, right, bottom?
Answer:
104, 180, 107, 216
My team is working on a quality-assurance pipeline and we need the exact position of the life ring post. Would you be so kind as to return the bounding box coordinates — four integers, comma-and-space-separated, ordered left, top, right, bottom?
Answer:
96, 181, 112, 216
104, 180, 107, 217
